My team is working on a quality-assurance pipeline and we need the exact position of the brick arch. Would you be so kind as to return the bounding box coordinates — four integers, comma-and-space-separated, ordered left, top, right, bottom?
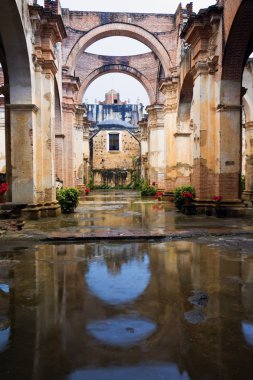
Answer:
222, 0, 253, 84
66, 23, 172, 78
77, 64, 155, 104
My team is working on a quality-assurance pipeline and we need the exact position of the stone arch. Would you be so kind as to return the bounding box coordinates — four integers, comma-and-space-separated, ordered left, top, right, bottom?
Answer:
219, 0, 253, 199
0, 0, 32, 104
66, 23, 172, 78
78, 64, 155, 104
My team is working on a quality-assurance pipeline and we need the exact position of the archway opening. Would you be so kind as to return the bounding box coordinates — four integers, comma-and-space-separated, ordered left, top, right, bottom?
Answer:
82, 73, 150, 188
86, 36, 151, 56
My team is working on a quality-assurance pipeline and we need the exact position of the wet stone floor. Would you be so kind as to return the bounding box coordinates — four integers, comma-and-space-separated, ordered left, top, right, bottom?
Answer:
0, 191, 253, 379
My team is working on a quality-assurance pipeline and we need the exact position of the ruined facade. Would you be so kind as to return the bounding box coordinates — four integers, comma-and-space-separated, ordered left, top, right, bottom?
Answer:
0, 0, 253, 216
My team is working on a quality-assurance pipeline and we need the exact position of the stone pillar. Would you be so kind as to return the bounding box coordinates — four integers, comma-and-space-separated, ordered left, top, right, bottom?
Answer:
74, 104, 86, 187
62, 74, 80, 187
190, 62, 217, 199
139, 118, 148, 180
160, 80, 178, 192
7, 104, 38, 204
146, 104, 165, 189
83, 117, 91, 185
243, 121, 253, 200
217, 97, 241, 200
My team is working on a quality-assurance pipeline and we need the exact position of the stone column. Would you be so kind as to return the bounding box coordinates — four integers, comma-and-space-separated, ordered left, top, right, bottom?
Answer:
217, 98, 241, 200
62, 74, 80, 187
184, 61, 219, 201
160, 80, 178, 192
146, 104, 165, 189
243, 121, 253, 200
83, 117, 91, 185
139, 118, 148, 180
7, 104, 38, 204
74, 104, 86, 187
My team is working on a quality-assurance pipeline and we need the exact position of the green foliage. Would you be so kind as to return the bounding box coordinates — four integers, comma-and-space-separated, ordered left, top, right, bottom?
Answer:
56, 187, 80, 214
140, 181, 157, 196
174, 185, 195, 210
241, 175, 245, 192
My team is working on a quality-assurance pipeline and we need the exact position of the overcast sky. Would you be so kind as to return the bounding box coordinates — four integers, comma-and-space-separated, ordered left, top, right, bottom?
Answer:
37, 0, 216, 105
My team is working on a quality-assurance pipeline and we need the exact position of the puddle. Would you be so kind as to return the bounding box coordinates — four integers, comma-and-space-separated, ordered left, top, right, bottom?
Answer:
1, 235, 253, 378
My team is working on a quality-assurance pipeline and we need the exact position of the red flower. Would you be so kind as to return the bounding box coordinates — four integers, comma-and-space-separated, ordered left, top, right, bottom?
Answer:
182, 191, 193, 199
0, 182, 9, 195
213, 195, 222, 202
85, 188, 90, 194
154, 191, 163, 198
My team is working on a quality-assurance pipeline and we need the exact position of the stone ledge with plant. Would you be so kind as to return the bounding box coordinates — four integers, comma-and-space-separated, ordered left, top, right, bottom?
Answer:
56, 187, 80, 214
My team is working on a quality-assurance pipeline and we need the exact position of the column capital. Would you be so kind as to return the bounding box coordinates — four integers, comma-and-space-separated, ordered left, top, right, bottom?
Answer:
6, 104, 39, 113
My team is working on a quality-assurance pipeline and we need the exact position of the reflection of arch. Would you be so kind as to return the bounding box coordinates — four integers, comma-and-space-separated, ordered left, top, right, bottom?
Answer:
0, 1, 32, 103
178, 73, 194, 125
66, 23, 172, 78
78, 64, 154, 104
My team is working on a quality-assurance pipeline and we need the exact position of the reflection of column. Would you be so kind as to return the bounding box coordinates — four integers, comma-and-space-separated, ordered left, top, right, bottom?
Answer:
146, 104, 165, 188
243, 121, 253, 200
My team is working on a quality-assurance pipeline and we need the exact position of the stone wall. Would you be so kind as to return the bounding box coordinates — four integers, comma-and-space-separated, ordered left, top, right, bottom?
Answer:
92, 129, 140, 186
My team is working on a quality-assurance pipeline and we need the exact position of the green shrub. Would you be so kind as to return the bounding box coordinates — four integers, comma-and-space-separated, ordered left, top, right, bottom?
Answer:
140, 181, 157, 196
174, 185, 195, 210
56, 187, 80, 214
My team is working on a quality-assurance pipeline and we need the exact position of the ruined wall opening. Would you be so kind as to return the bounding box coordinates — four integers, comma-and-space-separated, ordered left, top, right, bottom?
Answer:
84, 73, 148, 188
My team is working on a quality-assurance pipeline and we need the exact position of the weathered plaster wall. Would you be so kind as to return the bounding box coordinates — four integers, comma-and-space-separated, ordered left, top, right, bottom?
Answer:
92, 129, 140, 185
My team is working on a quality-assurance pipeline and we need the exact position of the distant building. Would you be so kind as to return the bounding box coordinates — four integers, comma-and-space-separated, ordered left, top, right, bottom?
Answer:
88, 91, 142, 187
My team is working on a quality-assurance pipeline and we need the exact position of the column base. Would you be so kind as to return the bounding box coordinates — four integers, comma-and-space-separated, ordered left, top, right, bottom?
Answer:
242, 191, 253, 201
193, 199, 249, 217
22, 202, 61, 220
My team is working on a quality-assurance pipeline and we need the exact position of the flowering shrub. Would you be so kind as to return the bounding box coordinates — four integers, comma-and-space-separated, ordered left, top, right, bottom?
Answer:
182, 191, 194, 199
0, 182, 9, 195
154, 191, 163, 199
213, 195, 222, 202
174, 186, 195, 210
85, 188, 91, 195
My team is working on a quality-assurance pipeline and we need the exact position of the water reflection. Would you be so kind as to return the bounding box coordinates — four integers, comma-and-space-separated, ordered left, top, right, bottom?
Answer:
0, 327, 10, 353
69, 364, 190, 380
0, 241, 253, 380
86, 253, 150, 305
87, 315, 156, 348
242, 321, 253, 347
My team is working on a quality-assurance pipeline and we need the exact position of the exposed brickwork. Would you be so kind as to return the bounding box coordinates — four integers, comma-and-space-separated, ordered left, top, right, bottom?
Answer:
76, 51, 159, 103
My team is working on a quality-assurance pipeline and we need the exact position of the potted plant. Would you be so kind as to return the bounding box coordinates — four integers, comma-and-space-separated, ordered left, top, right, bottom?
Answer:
56, 187, 80, 213
174, 185, 196, 213
182, 191, 196, 215
154, 191, 163, 201
213, 195, 226, 217
0, 182, 9, 203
